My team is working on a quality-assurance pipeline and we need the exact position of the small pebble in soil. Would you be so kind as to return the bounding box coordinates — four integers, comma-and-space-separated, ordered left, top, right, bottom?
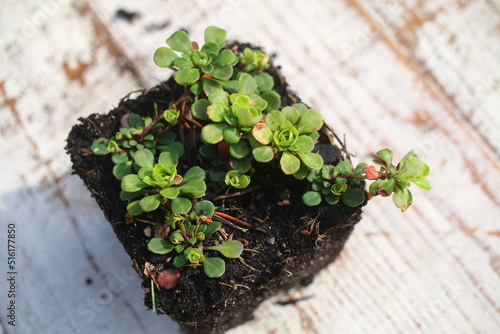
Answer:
157, 268, 181, 289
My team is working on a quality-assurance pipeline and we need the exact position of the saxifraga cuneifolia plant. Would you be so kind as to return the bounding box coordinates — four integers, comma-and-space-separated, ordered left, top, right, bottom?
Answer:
91, 26, 431, 280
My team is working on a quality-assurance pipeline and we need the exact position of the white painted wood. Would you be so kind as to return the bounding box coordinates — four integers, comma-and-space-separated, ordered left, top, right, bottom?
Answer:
1, 0, 499, 333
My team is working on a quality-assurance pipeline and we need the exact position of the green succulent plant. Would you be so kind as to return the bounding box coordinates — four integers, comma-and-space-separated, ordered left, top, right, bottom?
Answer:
153, 26, 238, 93
121, 147, 207, 216
251, 103, 324, 175
147, 201, 243, 278
90, 26, 431, 282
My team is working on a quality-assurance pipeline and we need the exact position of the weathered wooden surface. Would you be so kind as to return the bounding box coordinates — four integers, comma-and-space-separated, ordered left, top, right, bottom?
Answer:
1, 1, 499, 333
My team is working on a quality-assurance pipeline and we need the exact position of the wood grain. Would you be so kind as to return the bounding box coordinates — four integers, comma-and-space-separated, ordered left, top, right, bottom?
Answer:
1, 0, 499, 333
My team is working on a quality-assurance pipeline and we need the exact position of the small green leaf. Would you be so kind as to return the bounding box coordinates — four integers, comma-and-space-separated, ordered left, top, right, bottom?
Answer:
225, 170, 251, 188
182, 166, 206, 183
341, 188, 365, 207
302, 191, 322, 206
140, 195, 161, 212
147, 238, 175, 254
201, 123, 227, 144
120, 190, 145, 201
202, 257, 225, 278
230, 157, 252, 173
191, 99, 210, 120
392, 187, 413, 212
229, 141, 250, 159
195, 200, 215, 217
265, 110, 285, 131
112, 162, 133, 180
204, 26, 226, 49
175, 68, 200, 86
178, 179, 207, 198
289, 135, 315, 153
207, 103, 227, 122
254, 73, 274, 92
297, 109, 324, 134
121, 174, 148, 192
252, 123, 273, 145
238, 73, 258, 95
202, 78, 221, 95
173, 254, 188, 268
252, 146, 274, 163
159, 187, 180, 199
280, 151, 301, 175
91, 138, 110, 155
205, 240, 243, 258
223, 127, 241, 144
325, 193, 340, 205
166, 30, 193, 53
413, 178, 431, 191
199, 144, 219, 159
281, 106, 300, 125
213, 49, 236, 67
212, 65, 233, 80
376, 149, 393, 166
133, 149, 155, 168
171, 197, 192, 215
127, 200, 143, 215
204, 221, 221, 236
112, 152, 129, 164
261, 91, 281, 111
293, 163, 309, 180
296, 152, 323, 170
153, 47, 179, 67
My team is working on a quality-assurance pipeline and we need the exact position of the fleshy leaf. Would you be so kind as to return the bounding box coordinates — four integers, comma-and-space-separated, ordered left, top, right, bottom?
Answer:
289, 135, 314, 153
113, 162, 133, 180
302, 191, 322, 206
212, 65, 233, 80
133, 149, 155, 168
205, 240, 243, 258
166, 30, 193, 53
252, 123, 273, 145
229, 141, 250, 159
204, 221, 221, 236
126, 200, 143, 215
252, 146, 274, 163
140, 194, 161, 212
392, 187, 413, 212
160, 187, 180, 199
297, 109, 324, 134
147, 238, 175, 255
238, 73, 258, 95
261, 91, 281, 111
178, 179, 207, 198
340, 188, 365, 207
204, 26, 226, 49
280, 151, 300, 175
91, 138, 110, 155
175, 68, 200, 86
182, 166, 206, 183
202, 257, 225, 278
171, 197, 192, 215
265, 110, 285, 131
201, 123, 227, 144
254, 73, 274, 92
153, 47, 179, 67
223, 127, 241, 144
121, 174, 148, 192
195, 200, 215, 217
191, 99, 210, 120
296, 152, 323, 170
230, 157, 252, 174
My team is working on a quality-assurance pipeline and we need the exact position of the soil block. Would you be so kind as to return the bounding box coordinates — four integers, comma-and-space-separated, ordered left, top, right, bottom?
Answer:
66, 43, 365, 334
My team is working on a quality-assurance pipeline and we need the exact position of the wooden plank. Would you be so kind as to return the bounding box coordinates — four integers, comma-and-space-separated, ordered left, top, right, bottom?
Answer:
1, 0, 499, 333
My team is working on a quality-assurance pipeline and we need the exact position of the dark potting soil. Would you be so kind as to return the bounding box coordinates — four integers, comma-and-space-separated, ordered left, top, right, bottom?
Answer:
66, 43, 365, 334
